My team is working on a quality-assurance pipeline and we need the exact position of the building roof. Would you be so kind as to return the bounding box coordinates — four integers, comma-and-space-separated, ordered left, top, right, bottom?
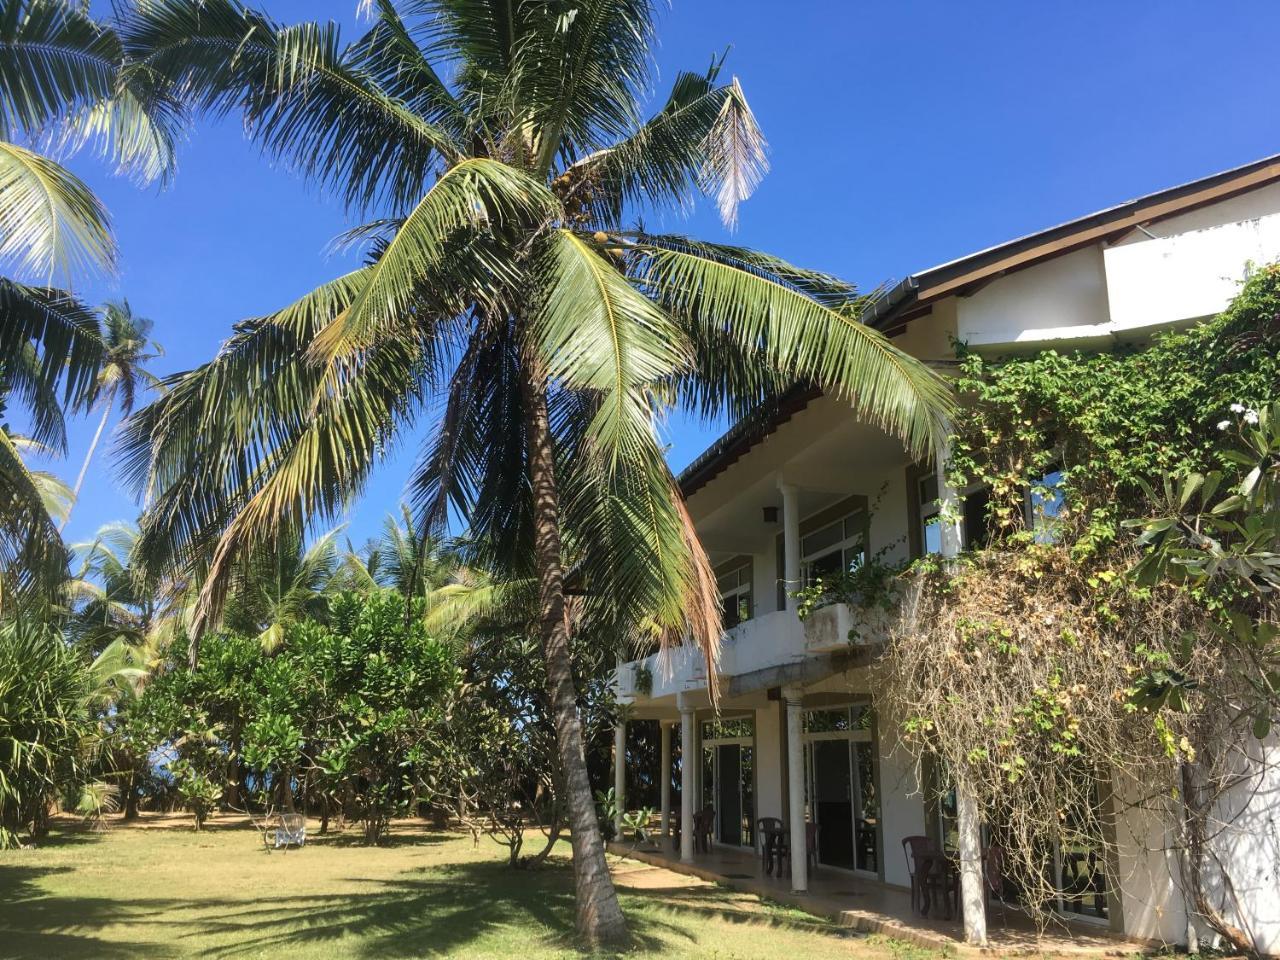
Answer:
678, 153, 1280, 498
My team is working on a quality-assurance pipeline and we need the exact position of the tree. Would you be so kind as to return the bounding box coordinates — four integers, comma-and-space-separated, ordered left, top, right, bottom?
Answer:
0, 0, 175, 607
120, 1, 951, 943
62, 301, 163, 531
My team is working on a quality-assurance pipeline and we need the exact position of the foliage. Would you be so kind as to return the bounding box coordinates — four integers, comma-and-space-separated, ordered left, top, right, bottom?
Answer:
879, 266, 1280, 938
0, 0, 177, 609
129, 591, 458, 840
947, 266, 1280, 558
118, 2, 951, 939
0, 619, 92, 847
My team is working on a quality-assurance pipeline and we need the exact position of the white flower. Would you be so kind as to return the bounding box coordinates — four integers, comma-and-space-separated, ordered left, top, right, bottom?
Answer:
1218, 420, 1232, 431
1230, 403, 1247, 413
1244, 409, 1260, 425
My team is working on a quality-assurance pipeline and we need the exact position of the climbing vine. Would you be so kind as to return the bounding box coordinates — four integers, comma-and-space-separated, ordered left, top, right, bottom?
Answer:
877, 266, 1280, 944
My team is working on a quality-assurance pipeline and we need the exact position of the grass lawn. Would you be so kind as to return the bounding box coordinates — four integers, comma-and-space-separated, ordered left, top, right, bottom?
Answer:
0, 815, 937, 960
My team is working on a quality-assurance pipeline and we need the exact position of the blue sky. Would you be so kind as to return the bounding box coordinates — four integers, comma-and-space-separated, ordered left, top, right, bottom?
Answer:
49, 0, 1280, 548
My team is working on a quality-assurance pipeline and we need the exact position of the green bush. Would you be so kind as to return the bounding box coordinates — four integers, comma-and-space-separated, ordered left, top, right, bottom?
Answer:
0, 622, 93, 847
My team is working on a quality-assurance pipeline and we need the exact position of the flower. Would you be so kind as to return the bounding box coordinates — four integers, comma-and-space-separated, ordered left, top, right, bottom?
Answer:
1243, 409, 1260, 425
1230, 402, 1247, 413
1218, 420, 1232, 431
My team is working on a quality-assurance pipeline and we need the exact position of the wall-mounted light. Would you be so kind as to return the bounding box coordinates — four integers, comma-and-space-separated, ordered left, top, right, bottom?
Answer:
762, 506, 779, 524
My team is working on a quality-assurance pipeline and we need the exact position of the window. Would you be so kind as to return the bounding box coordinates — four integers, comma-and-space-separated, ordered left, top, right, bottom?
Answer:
801, 510, 866, 585
916, 473, 992, 554
1027, 468, 1064, 543
717, 563, 752, 629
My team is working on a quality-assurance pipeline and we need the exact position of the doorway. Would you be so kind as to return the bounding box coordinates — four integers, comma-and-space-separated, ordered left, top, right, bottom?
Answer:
700, 717, 755, 848
803, 704, 880, 876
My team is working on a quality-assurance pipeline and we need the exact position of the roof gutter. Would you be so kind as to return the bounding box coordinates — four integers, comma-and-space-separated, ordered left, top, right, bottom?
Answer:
861, 274, 920, 331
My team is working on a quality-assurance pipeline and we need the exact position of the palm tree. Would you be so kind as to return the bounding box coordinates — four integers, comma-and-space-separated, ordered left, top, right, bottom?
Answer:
0, 0, 175, 607
344, 505, 459, 600
120, 1, 952, 943
61, 300, 163, 531
223, 525, 344, 653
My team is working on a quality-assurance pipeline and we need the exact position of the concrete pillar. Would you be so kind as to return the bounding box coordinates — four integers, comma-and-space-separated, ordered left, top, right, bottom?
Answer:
937, 435, 987, 943
957, 780, 988, 945
780, 482, 802, 609
680, 696, 696, 863
613, 720, 626, 835
659, 720, 673, 843
784, 684, 807, 892
935, 442, 963, 558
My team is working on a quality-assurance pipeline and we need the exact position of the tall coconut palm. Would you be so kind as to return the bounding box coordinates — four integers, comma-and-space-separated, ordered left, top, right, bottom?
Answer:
119, 0, 952, 942
61, 300, 163, 531
0, 0, 176, 607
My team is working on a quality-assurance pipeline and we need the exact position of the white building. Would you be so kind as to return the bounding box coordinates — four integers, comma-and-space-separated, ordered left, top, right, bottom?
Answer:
613, 154, 1280, 953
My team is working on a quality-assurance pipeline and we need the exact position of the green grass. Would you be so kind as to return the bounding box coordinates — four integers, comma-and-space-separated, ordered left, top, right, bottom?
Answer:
0, 816, 900, 959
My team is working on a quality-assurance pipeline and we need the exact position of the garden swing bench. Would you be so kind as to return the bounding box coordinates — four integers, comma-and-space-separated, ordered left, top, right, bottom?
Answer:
258, 813, 307, 851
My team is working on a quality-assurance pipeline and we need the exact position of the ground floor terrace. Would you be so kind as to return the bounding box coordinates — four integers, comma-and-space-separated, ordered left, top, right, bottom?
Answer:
608, 839, 1124, 955
612, 652, 1192, 953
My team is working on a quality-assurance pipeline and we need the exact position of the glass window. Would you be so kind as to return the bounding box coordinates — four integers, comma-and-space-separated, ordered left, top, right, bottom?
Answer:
918, 472, 993, 554
803, 708, 851, 734
801, 510, 865, 585
718, 562, 752, 630
1028, 468, 1064, 543
701, 717, 753, 741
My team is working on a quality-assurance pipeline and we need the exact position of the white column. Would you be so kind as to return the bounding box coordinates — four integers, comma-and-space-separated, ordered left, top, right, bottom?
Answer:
784, 684, 808, 892
957, 780, 988, 945
613, 720, 626, 835
679, 697, 696, 862
937, 436, 986, 943
659, 720, 673, 844
935, 443, 963, 558
780, 482, 802, 610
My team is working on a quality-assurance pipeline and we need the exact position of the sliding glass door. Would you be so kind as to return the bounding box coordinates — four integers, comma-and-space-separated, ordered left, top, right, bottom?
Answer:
700, 717, 755, 848
803, 704, 880, 877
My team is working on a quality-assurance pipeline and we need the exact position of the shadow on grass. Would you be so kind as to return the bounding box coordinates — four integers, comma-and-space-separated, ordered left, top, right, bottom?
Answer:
306, 830, 453, 850
0, 843, 858, 960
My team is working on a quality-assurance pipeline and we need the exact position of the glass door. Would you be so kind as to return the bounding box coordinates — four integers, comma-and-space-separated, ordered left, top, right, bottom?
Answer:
700, 718, 755, 848
853, 741, 879, 873
803, 704, 880, 877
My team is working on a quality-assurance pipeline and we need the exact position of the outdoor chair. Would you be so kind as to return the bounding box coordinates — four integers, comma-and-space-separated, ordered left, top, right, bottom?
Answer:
775, 821, 820, 877
693, 806, 715, 853
983, 843, 1008, 922
262, 813, 306, 851
756, 817, 784, 874
902, 835, 937, 914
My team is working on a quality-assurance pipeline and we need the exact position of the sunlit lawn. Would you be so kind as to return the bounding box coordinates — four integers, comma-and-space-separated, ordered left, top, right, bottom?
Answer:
0, 815, 931, 960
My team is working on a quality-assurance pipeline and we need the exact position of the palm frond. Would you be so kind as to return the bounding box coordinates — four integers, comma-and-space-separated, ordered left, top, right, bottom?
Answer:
566, 60, 766, 230
0, 426, 68, 609
310, 157, 560, 360
124, 0, 465, 212
124, 270, 437, 632
630, 235, 954, 458
0, 140, 113, 281
423, 566, 537, 637
528, 228, 688, 464
0, 279, 103, 423
521, 0, 657, 175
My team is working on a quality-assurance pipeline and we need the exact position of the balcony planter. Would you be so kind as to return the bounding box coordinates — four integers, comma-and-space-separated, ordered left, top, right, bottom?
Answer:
802, 602, 857, 652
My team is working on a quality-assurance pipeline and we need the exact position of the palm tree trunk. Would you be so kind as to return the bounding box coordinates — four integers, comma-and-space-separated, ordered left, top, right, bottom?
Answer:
60, 397, 112, 532
521, 364, 628, 947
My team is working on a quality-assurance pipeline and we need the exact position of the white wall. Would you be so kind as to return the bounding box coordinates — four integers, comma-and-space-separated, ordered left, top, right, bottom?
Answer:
1113, 735, 1280, 953
1105, 212, 1280, 332
752, 548, 779, 617
956, 245, 1111, 349
755, 703, 785, 824
955, 181, 1280, 351
878, 724, 926, 889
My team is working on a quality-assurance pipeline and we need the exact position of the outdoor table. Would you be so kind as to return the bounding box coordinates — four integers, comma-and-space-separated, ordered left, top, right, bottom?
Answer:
760, 822, 788, 876
917, 850, 960, 920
